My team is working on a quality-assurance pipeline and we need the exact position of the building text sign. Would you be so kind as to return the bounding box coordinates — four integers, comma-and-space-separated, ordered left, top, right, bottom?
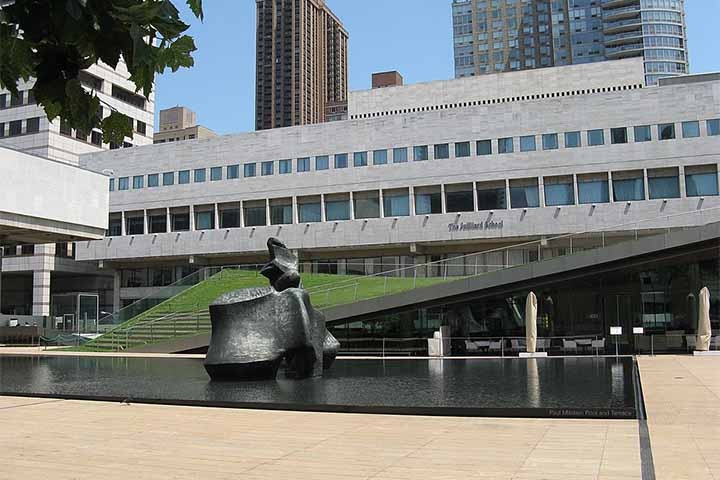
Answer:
448, 220, 504, 233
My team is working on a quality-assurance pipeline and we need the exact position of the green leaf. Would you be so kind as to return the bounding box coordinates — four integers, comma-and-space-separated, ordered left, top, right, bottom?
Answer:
159, 34, 196, 72
186, 0, 203, 20
101, 112, 134, 146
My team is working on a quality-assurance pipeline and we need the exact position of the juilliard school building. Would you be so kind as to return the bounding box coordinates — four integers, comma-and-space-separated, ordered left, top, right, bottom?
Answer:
13, 57, 716, 353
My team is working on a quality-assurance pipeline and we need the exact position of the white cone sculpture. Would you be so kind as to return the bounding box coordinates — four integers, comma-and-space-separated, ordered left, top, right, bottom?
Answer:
696, 287, 711, 352
526, 292, 538, 354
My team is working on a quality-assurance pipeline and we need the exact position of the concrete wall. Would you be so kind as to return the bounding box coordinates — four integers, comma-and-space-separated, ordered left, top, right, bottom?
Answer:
348, 58, 645, 118
0, 147, 109, 241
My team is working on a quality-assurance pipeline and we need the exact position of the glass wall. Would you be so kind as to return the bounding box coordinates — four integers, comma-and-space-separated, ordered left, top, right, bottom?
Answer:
445, 183, 474, 212
578, 173, 609, 204
415, 187, 442, 215
612, 170, 645, 202
383, 190, 410, 217
509, 178, 539, 208
354, 191, 381, 219
477, 181, 506, 211
544, 176, 574, 206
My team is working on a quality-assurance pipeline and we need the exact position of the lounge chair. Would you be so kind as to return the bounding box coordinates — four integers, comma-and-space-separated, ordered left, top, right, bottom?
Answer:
536, 338, 549, 352
510, 339, 525, 353
489, 340, 502, 354
591, 338, 605, 355
464, 340, 479, 353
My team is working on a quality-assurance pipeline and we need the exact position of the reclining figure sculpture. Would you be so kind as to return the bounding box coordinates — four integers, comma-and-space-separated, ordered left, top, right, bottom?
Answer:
204, 238, 339, 381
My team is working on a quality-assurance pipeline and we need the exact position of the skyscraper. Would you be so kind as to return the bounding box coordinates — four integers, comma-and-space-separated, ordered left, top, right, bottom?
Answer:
255, 0, 349, 130
452, 0, 688, 85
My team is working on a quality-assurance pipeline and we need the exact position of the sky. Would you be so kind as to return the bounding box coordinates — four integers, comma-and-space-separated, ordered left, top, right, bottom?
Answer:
155, 1, 720, 135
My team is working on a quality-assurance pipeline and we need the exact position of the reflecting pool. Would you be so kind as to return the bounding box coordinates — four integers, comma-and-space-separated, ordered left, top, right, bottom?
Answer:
0, 356, 636, 418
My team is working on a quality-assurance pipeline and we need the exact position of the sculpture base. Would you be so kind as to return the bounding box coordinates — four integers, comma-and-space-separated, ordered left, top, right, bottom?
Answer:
205, 359, 282, 381
519, 352, 548, 358
693, 350, 720, 356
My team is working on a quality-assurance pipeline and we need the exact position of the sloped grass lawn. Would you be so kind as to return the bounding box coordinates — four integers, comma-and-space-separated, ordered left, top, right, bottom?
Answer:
80, 269, 450, 350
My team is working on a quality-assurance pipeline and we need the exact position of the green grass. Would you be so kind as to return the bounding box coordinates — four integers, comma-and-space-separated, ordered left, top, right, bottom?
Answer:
79, 269, 450, 351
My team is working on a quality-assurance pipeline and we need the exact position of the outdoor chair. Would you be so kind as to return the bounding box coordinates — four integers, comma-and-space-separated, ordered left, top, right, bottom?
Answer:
488, 341, 502, 354
536, 338, 549, 352
591, 338, 605, 355
562, 339, 578, 354
712, 336, 720, 350
510, 339, 523, 353
464, 340, 479, 353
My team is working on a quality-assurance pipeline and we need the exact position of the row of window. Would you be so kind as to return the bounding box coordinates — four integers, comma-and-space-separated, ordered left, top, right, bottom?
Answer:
0, 117, 41, 137
0, 90, 35, 109
109, 119, 720, 191
107, 163, 720, 236
349, 82, 643, 120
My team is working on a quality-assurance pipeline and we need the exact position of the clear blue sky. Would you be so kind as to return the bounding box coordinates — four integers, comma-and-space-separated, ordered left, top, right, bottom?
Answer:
155, 1, 720, 135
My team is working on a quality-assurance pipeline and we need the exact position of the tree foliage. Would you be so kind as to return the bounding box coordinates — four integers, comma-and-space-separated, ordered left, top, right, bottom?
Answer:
0, 0, 203, 145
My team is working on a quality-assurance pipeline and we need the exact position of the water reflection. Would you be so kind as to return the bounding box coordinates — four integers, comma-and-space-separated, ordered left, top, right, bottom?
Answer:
0, 356, 634, 412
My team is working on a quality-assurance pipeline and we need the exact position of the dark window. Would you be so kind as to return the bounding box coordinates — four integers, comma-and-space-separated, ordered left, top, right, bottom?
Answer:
9, 120, 21, 136
132, 175, 144, 189
587, 129, 605, 146
227, 165, 240, 179
279, 159, 292, 174
393, 148, 408, 163
297, 157, 311, 172
171, 212, 190, 231
445, 185, 474, 212
708, 119, 720, 136
0, 123, 4, 137
0, 93, 6, 108
210, 167, 222, 181
91, 130, 102, 146
510, 179, 540, 208
682, 121, 700, 138
520, 135, 536, 152
261, 161, 274, 176
270, 204, 293, 225
108, 217, 122, 236
353, 152, 368, 167
26, 117, 40, 133
334, 154, 348, 168
455, 142, 471, 158
498, 137, 514, 154
477, 139, 492, 155
163, 172, 175, 186
149, 215, 167, 233
126, 216, 144, 235
315, 156, 329, 170
477, 181, 507, 210
136, 121, 147, 135
414, 145, 429, 161
434, 144, 450, 159
658, 123, 675, 140
244, 163, 256, 178
415, 192, 442, 214
220, 209, 241, 228
244, 206, 267, 226
194, 168, 206, 183
147, 174, 159, 188
634, 126, 652, 142
612, 171, 645, 201
111, 84, 146, 109
611, 127, 628, 144
542, 133, 558, 150
565, 131, 581, 148
10, 92, 22, 107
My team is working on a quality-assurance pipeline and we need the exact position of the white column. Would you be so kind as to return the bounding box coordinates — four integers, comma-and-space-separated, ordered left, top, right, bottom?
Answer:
472, 182, 479, 211
265, 199, 271, 226
379, 190, 385, 218
120, 211, 126, 236
214, 203, 220, 229
349, 192, 355, 220
608, 172, 614, 203
505, 180, 511, 210
573, 174, 579, 205
292, 197, 299, 224
679, 167, 687, 198
189, 205, 195, 231
409, 187, 416, 216
166, 207, 171, 232
32, 270, 51, 317
320, 194, 326, 222
538, 178, 546, 208
440, 185, 446, 214
143, 209, 148, 234
642, 169, 649, 200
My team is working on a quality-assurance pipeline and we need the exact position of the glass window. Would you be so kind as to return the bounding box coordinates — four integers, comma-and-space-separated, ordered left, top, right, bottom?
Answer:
685, 165, 719, 197
353, 152, 368, 167
611, 127, 628, 144
298, 202, 322, 223
565, 131, 581, 148
148, 214, 167, 233
373, 150, 388, 165
445, 184, 475, 212
261, 161, 274, 176
210, 167, 222, 181
414, 145, 429, 161
334, 153, 348, 169
354, 192, 381, 219
434, 144, 449, 159
194, 168, 206, 183
178, 170, 190, 184
171, 212, 190, 231
297, 157, 311, 172
326, 200, 351, 221
682, 121, 700, 138
477, 139, 492, 155
26, 117, 40, 133
634, 126, 652, 142
219, 207, 241, 229
520, 135, 536, 152
542, 133, 558, 150
383, 192, 410, 217
477, 181, 506, 211
455, 142, 471, 158
195, 211, 215, 230
270, 204, 293, 225
147, 174, 159, 188
244, 163, 256, 178
316, 155, 329, 170
612, 171, 645, 201
648, 168, 680, 200
707, 119, 720, 136
498, 137, 514, 154
658, 123, 675, 140
243, 205, 267, 227
126, 216, 144, 235
587, 129, 605, 146
107, 217, 122, 236
279, 159, 292, 174
544, 176, 574, 206
577, 174, 609, 204
159, 172, 173, 186
8, 120, 21, 136
227, 165, 240, 179
109, 178, 115, 192
393, 147, 408, 163
415, 190, 442, 215
132, 175, 143, 189
510, 179, 540, 208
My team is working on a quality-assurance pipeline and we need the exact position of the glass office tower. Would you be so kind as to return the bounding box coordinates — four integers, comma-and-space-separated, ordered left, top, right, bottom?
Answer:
453, 0, 688, 85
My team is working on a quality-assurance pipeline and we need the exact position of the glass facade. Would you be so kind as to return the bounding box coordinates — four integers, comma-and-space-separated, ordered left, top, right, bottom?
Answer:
330, 239, 720, 356
326, 200, 350, 221
383, 192, 410, 217
578, 175, 609, 204
373, 150, 388, 165
544, 177, 574, 206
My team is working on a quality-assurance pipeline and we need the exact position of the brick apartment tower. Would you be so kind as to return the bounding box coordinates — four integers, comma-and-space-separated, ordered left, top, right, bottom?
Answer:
256, 0, 349, 130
